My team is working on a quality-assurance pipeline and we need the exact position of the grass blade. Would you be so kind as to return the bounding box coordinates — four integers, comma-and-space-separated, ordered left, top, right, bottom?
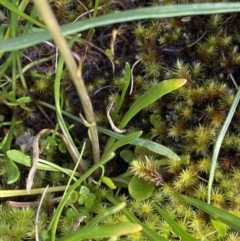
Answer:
58, 223, 142, 241
179, 194, 240, 232
208, 86, 240, 203
153, 203, 199, 241
1, 3, 240, 51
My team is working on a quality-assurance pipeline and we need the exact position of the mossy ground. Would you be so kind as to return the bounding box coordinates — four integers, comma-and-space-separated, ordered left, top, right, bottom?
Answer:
0, 1, 240, 240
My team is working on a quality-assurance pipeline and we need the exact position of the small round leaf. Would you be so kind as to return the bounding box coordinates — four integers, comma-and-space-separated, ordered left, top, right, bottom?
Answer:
128, 175, 155, 200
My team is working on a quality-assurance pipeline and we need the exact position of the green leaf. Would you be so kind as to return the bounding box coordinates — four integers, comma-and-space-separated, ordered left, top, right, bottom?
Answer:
2, 3, 240, 51
6, 149, 80, 180
39, 229, 49, 241
46, 136, 57, 146
120, 149, 135, 163
105, 48, 113, 58
78, 194, 88, 205
119, 79, 187, 128
66, 207, 78, 219
16, 96, 31, 103
1, 0, 45, 29
110, 131, 142, 153
153, 203, 199, 241
58, 141, 67, 153
208, 86, 240, 203
85, 198, 94, 208
134, 145, 158, 157
4, 156, 20, 184
79, 186, 90, 195
179, 194, 240, 232
129, 176, 155, 200
113, 62, 131, 117
101, 176, 116, 189
58, 223, 142, 241
38, 103, 179, 159
86, 203, 126, 227
150, 114, 160, 125
99, 127, 179, 160
88, 193, 96, 200
68, 191, 78, 204
210, 218, 227, 237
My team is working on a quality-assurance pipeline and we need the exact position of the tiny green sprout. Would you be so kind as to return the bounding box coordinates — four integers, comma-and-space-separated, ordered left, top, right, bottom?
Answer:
101, 176, 116, 189
105, 48, 114, 58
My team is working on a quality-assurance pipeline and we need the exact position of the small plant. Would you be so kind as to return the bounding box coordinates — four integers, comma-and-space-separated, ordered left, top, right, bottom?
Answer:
1, 0, 240, 241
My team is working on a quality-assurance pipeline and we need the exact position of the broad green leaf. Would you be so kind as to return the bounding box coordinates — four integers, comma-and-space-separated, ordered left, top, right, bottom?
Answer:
119, 79, 187, 128
2, 3, 240, 51
179, 194, 240, 232
153, 203, 199, 241
58, 223, 142, 241
129, 176, 155, 200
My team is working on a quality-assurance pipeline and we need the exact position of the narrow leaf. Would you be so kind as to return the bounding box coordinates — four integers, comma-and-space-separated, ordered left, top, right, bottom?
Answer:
179, 194, 240, 232
1, 0, 45, 29
119, 79, 187, 128
110, 131, 142, 152
2, 3, 240, 51
7, 149, 80, 179
58, 223, 142, 241
86, 203, 126, 227
153, 203, 199, 241
98, 127, 180, 160
208, 86, 240, 203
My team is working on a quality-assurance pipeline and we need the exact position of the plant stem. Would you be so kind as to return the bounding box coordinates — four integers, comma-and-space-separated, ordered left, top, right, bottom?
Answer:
32, 0, 100, 174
